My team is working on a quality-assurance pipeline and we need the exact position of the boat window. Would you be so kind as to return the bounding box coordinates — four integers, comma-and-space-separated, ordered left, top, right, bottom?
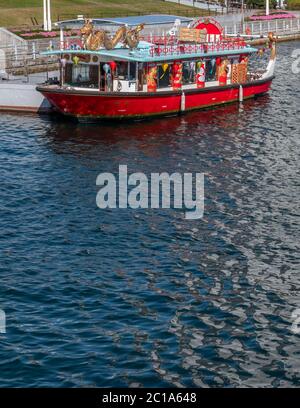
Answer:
205, 58, 217, 82
117, 62, 128, 80
101, 63, 113, 92
65, 64, 99, 88
65, 63, 72, 84
182, 61, 196, 84
157, 64, 171, 89
115, 62, 137, 81
129, 62, 136, 80
137, 63, 144, 91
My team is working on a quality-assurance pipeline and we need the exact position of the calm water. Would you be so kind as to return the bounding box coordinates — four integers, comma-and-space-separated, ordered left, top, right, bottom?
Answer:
0, 41, 299, 388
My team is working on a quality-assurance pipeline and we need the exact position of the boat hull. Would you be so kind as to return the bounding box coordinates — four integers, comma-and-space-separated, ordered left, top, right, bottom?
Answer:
37, 77, 274, 121
0, 83, 53, 114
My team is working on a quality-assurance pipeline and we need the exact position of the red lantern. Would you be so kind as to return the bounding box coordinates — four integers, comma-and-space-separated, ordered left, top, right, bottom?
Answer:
109, 61, 117, 72
239, 54, 246, 63
172, 61, 182, 90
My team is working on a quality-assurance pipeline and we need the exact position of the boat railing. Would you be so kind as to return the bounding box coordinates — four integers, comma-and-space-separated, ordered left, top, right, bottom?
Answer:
147, 39, 248, 58
63, 38, 84, 50
57, 36, 248, 57
140, 34, 178, 45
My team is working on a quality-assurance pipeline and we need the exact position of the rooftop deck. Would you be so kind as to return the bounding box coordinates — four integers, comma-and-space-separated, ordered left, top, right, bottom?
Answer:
43, 39, 256, 63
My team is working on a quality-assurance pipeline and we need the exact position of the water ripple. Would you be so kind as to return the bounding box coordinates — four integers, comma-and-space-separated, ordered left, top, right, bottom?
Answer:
0, 41, 299, 387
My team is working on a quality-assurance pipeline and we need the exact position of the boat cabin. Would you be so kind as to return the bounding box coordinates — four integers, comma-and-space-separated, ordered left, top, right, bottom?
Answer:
42, 17, 268, 94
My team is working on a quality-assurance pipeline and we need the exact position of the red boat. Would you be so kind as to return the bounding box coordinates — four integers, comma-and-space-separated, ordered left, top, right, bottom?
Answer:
37, 17, 276, 121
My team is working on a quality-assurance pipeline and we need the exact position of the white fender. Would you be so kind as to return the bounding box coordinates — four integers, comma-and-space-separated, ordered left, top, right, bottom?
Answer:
181, 92, 186, 112
0, 309, 6, 334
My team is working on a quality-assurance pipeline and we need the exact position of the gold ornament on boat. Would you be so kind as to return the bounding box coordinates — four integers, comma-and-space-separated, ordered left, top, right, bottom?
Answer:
218, 59, 230, 78
80, 19, 105, 50
80, 19, 144, 51
125, 24, 145, 49
147, 65, 158, 92
267, 32, 277, 61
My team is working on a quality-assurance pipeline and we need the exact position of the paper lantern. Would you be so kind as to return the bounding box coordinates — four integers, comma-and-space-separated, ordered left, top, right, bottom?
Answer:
109, 61, 117, 72
162, 63, 169, 73
160, 63, 169, 79
73, 56, 80, 65
103, 63, 110, 74
172, 62, 183, 90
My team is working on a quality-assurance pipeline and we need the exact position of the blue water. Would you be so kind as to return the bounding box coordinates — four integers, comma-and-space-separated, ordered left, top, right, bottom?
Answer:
0, 42, 299, 387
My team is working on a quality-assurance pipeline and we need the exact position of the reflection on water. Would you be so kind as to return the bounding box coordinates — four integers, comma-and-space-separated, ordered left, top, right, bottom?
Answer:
0, 41, 299, 387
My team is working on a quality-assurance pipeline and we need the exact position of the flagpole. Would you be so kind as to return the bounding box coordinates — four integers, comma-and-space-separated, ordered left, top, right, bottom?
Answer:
43, 0, 48, 31
266, 0, 270, 16
47, 0, 52, 31
241, 0, 244, 34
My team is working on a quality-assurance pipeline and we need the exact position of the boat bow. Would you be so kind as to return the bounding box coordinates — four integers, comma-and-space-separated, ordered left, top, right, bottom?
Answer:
262, 32, 277, 79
